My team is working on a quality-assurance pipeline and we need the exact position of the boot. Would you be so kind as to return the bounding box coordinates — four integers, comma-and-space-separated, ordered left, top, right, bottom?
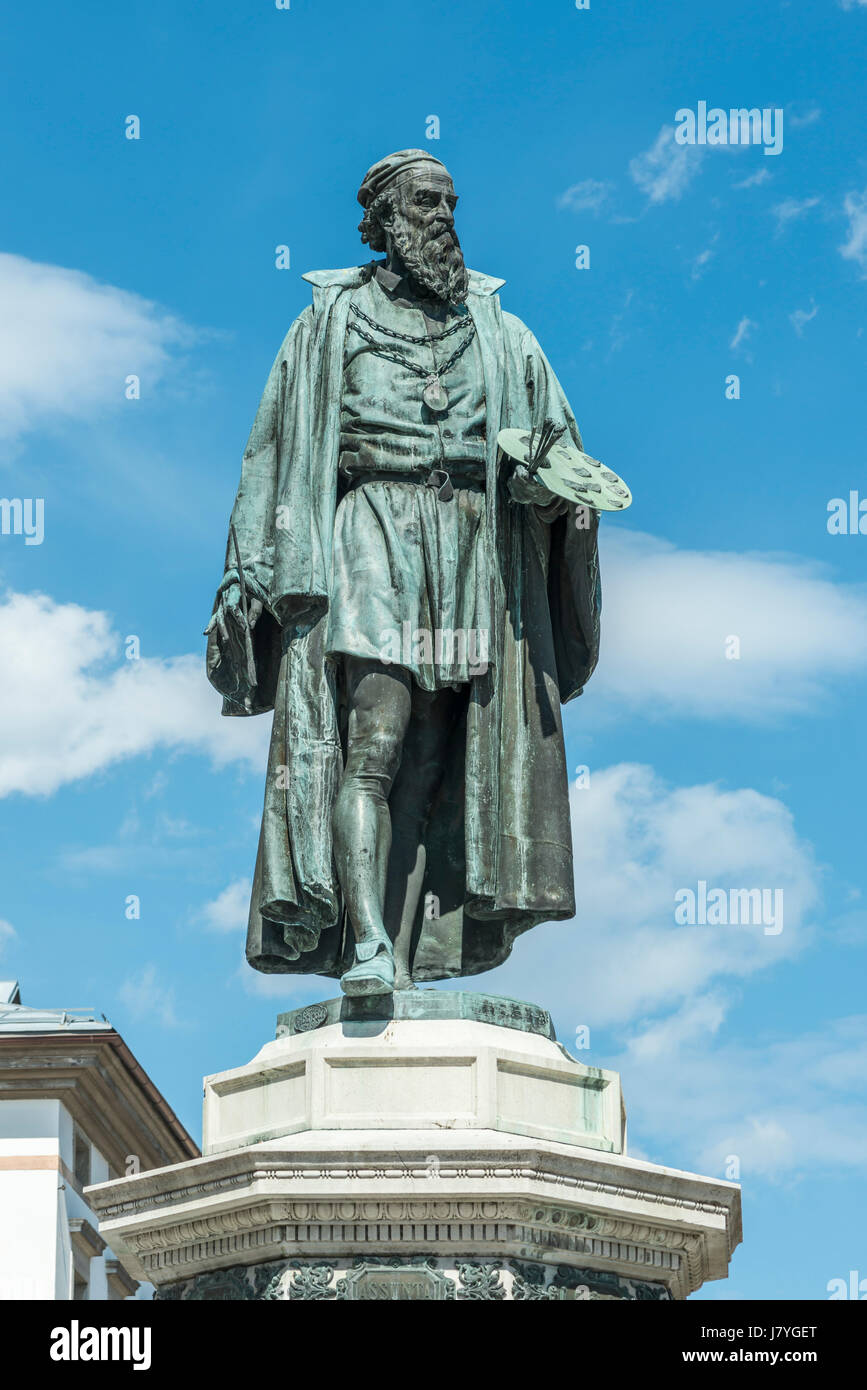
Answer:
340, 937, 396, 997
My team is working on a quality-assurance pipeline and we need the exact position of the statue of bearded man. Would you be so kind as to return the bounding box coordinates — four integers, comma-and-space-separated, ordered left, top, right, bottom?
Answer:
206, 149, 602, 997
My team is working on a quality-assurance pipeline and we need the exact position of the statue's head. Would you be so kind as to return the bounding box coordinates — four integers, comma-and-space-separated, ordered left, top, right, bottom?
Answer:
358, 149, 469, 305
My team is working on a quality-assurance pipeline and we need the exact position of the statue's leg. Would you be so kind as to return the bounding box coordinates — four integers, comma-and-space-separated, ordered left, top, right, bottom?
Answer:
332, 656, 412, 996
385, 682, 468, 989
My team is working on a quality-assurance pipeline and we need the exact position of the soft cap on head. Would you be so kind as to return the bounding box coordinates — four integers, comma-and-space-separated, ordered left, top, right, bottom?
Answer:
357, 149, 451, 208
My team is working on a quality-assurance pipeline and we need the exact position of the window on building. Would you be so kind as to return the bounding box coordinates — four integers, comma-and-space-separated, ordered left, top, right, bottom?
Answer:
73, 1127, 91, 1188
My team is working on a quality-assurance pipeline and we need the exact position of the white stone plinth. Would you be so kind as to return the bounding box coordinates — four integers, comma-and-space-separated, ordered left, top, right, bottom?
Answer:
203, 1018, 624, 1157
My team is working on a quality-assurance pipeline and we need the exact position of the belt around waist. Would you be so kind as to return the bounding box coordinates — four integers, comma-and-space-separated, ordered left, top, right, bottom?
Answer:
343, 468, 485, 500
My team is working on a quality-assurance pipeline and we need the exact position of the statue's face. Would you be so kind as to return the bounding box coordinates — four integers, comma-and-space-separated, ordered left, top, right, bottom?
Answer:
385, 174, 469, 304
403, 176, 459, 235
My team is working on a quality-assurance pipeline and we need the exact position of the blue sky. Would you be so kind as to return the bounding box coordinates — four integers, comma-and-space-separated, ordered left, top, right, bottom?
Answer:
1, 0, 866, 1300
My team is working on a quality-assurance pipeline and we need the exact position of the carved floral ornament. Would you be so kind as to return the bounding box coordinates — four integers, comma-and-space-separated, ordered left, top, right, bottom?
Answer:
156, 1256, 673, 1302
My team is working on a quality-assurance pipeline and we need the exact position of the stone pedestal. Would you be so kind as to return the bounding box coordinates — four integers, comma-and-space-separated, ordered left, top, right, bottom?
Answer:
87, 994, 741, 1300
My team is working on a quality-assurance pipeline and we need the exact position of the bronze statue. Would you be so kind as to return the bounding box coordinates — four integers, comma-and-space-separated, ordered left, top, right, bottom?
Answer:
206, 149, 602, 996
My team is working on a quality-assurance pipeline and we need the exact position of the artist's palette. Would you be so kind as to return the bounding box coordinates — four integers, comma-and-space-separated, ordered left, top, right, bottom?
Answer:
497, 428, 632, 511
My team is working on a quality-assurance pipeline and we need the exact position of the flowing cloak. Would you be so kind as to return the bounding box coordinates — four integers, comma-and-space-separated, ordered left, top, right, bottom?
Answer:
206, 264, 602, 981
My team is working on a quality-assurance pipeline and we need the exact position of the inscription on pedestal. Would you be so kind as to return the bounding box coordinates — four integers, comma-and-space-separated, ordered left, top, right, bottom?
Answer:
341, 1263, 455, 1301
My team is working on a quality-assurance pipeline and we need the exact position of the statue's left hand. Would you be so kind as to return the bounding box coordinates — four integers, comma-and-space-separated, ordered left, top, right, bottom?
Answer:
507, 463, 559, 507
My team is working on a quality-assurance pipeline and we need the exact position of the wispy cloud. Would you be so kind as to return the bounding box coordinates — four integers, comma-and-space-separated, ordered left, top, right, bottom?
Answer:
730, 315, 756, 351
237, 962, 326, 1001
771, 196, 821, 235
118, 964, 180, 1028
787, 104, 822, 129
557, 178, 613, 214
790, 301, 819, 336
691, 234, 719, 281
607, 289, 634, 357
840, 188, 867, 275
733, 167, 771, 190
629, 125, 703, 205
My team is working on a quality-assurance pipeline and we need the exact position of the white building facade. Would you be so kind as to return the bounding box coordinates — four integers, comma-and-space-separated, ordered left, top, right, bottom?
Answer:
0, 980, 198, 1300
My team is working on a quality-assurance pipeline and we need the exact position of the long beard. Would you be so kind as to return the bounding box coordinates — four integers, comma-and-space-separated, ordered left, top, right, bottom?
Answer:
389, 217, 469, 305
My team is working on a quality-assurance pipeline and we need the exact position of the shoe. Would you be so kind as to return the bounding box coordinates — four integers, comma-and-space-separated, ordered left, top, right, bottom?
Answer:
340, 939, 395, 997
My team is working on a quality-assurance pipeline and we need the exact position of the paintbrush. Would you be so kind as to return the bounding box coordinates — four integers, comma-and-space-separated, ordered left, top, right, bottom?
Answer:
526, 418, 567, 477
230, 523, 257, 709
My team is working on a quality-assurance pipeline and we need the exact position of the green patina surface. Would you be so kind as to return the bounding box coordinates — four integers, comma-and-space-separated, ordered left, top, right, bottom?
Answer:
275, 989, 556, 1041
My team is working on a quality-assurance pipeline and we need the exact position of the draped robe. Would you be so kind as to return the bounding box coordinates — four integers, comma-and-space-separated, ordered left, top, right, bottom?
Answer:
206, 264, 602, 980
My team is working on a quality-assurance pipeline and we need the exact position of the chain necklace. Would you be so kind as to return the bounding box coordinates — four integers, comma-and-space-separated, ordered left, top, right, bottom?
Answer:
348, 302, 477, 412
350, 300, 470, 344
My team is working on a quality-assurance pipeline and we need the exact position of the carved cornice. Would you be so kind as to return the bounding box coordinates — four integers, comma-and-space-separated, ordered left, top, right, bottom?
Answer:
92, 1142, 739, 1301
98, 1194, 721, 1299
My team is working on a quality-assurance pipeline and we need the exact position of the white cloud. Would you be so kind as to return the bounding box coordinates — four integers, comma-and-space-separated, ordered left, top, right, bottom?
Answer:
615, 1004, 867, 1178
199, 879, 252, 933
0, 920, 16, 954
840, 189, 867, 275
487, 761, 818, 1027
557, 179, 612, 214
590, 530, 867, 721
0, 252, 195, 442
0, 590, 269, 798
629, 125, 703, 205
771, 196, 821, 234
118, 964, 180, 1028
475, 754, 867, 1179
729, 315, 756, 350
790, 302, 819, 336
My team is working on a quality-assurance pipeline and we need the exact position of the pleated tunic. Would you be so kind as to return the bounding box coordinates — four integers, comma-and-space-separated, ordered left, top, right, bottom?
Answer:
326, 268, 492, 689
